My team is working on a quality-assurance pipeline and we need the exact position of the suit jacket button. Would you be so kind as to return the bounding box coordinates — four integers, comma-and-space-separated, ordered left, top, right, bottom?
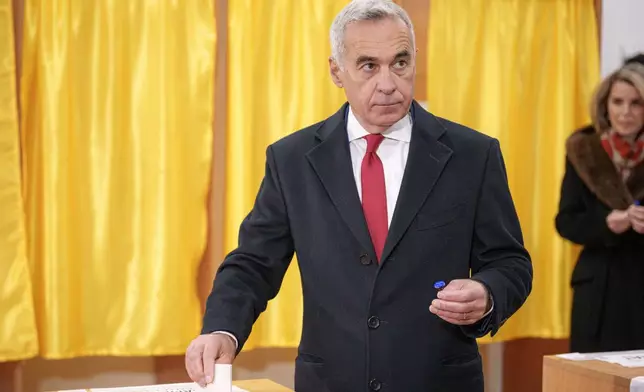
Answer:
367, 316, 380, 329
360, 253, 372, 265
369, 378, 382, 391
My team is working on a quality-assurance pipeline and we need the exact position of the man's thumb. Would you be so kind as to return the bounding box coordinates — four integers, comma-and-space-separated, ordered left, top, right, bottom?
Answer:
442, 279, 467, 291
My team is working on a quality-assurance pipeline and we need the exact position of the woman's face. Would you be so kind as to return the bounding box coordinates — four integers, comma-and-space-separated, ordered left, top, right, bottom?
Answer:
608, 80, 644, 140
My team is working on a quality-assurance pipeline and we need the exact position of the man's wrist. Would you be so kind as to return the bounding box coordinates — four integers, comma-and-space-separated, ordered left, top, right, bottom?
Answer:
482, 294, 494, 317
211, 331, 239, 349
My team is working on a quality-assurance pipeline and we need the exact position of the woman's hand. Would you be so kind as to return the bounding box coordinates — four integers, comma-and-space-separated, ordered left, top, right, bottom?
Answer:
627, 204, 644, 234
606, 209, 631, 234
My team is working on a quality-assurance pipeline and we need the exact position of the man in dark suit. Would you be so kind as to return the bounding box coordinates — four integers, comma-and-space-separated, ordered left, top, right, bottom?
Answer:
185, 1, 532, 391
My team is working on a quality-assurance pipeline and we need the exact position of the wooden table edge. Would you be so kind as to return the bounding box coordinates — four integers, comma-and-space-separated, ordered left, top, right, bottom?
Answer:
234, 378, 293, 391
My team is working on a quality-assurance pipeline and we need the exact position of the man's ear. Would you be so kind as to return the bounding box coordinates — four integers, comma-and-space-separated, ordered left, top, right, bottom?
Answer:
329, 57, 343, 88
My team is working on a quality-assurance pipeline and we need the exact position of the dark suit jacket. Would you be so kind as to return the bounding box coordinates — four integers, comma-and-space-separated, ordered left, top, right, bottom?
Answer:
202, 101, 532, 392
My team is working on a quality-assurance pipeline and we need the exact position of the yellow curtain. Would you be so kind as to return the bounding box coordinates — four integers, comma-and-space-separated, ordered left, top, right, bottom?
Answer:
0, 0, 38, 362
427, 0, 598, 341
226, 0, 348, 350
20, 1, 216, 358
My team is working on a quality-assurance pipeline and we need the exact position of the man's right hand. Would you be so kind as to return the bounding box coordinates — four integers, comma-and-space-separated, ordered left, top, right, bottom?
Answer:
606, 209, 631, 234
185, 333, 236, 387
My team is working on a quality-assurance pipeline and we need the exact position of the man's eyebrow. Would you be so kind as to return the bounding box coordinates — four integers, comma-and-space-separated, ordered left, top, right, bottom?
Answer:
354, 49, 411, 65
355, 55, 378, 65
394, 50, 411, 59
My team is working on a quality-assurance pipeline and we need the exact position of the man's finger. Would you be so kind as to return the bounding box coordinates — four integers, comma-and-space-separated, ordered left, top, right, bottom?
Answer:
431, 299, 477, 313
185, 344, 203, 383
437, 286, 476, 302
185, 351, 195, 381
429, 304, 480, 321
438, 314, 472, 325
190, 344, 206, 387
429, 305, 477, 325
202, 342, 218, 385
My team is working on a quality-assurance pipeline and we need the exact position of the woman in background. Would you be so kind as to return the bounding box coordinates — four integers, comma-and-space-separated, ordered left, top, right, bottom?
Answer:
556, 63, 644, 353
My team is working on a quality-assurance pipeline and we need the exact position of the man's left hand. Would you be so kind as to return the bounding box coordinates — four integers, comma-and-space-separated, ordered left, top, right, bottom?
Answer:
429, 279, 490, 325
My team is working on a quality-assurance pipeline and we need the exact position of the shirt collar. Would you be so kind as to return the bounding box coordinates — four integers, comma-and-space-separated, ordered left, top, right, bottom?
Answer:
346, 106, 412, 143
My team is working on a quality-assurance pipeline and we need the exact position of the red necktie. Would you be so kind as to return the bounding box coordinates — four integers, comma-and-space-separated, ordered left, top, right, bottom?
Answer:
361, 134, 388, 262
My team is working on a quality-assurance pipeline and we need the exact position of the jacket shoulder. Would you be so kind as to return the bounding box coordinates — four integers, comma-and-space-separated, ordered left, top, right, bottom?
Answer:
263, 119, 326, 157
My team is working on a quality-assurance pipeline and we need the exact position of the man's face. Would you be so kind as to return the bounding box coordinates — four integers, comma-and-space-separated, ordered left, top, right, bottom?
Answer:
330, 17, 415, 133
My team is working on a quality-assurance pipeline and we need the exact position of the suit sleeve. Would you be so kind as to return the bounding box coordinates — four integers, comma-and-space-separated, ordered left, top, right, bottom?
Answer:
554, 157, 623, 247
201, 145, 294, 353
462, 139, 533, 338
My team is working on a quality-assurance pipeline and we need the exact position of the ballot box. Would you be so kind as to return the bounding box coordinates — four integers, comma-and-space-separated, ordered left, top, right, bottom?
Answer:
543, 350, 644, 392
50, 378, 292, 392
50, 363, 292, 392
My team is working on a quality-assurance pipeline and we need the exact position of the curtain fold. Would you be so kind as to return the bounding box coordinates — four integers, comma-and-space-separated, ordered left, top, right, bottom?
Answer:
226, 0, 349, 350
0, 0, 38, 362
20, 0, 216, 358
427, 0, 598, 341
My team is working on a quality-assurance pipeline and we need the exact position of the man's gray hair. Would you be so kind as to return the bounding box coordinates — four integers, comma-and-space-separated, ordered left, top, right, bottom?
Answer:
330, 0, 415, 64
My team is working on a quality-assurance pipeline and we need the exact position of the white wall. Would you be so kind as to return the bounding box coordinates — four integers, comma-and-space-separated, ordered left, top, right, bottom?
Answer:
601, 0, 644, 76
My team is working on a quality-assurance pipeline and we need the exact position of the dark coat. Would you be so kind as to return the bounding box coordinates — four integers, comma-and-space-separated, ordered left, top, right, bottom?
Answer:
203, 101, 532, 392
556, 126, 644, 353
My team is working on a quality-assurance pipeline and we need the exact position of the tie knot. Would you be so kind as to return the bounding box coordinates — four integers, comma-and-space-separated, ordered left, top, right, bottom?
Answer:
365, 134, 385, 153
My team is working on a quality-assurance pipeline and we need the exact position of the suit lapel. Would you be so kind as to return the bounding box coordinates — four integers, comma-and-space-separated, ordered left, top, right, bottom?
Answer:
380, 102, 453, 263
306, 104, 376, 257
306, 102, 453, 262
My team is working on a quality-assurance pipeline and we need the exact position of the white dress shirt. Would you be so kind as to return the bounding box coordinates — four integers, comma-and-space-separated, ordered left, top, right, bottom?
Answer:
347, 106, 412, 226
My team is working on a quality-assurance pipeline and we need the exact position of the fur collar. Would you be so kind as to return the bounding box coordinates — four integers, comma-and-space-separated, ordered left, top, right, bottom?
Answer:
566, 126, 644, 210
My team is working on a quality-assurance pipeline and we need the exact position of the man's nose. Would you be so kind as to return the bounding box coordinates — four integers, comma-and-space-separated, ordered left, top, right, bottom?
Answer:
376, 69, 396, 95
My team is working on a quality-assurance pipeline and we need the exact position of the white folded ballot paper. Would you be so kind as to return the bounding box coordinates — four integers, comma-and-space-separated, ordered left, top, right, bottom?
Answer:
60, 365, 246, 392
206, 364, 236, 392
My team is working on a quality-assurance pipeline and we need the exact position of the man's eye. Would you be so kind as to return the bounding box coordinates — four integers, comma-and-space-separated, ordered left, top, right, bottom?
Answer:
362, 63, 376, 71
393, 60, 408, 69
